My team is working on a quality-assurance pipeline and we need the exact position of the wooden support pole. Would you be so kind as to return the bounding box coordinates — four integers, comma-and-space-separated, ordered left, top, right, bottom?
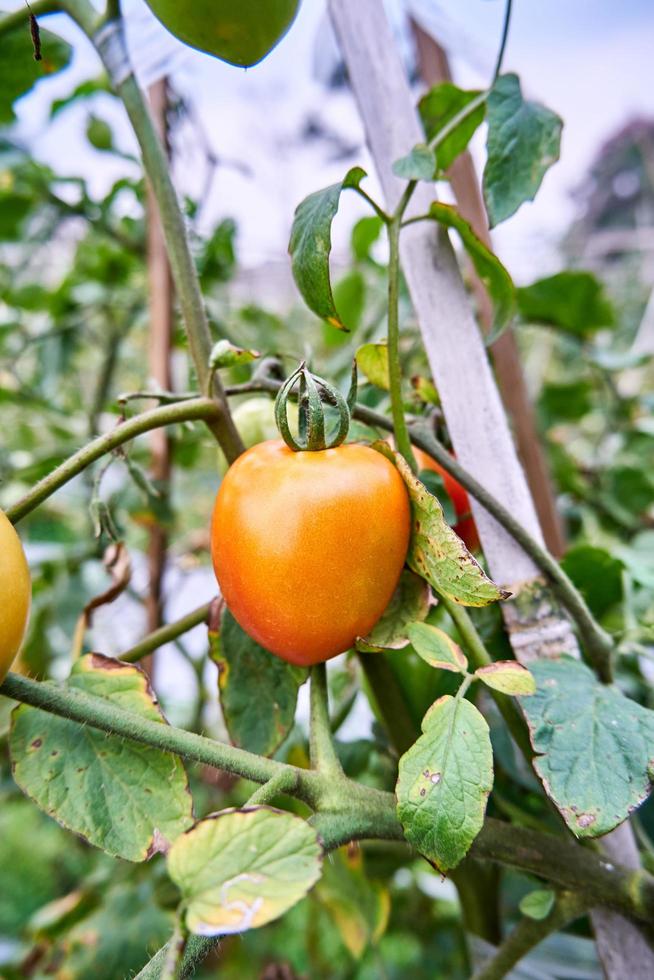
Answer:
411, 20, 566, 559
327, 3, 654, 975
145, 78, 174, 674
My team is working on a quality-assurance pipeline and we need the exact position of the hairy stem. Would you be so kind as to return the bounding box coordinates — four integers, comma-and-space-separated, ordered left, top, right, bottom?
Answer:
120, 603, 211, 663
357, 651, 418, 755
159, 917, 187, 980
5, 398, 220, 524
4, 669, 654, 922
134, 935, 217, 980
246, 769, 299, 807
471, 891, 586, 980
309, 663, 344, 776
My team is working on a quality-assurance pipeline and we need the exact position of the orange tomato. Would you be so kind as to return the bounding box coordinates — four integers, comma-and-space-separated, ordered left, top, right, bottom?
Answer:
413, 448, 480, 552
211, 440, 411, 665
0, 510, 31, 683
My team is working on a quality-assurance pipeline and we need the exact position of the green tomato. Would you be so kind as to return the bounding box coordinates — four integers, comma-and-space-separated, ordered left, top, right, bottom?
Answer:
143, 0, 301, 68
218, 397, 298, 474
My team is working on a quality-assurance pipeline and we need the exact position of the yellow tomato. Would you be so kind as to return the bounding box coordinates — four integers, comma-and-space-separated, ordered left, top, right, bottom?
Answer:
0, 510, 31, 682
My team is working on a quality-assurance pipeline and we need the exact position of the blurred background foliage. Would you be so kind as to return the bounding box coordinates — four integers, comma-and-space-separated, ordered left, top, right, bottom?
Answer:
1, 39, 654, 980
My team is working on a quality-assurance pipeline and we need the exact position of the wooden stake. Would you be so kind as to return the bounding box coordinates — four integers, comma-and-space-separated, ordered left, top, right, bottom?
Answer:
411, 20, 566, 558
145, 78, 174, 675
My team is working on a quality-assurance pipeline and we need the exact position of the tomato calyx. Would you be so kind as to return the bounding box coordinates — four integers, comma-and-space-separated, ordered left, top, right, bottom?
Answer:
274, 361, 357, 452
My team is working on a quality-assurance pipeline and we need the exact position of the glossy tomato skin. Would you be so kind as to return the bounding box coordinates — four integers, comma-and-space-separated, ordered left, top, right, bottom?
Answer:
0, 510, 31, 682
211, 440, 411, 666
413, 448, 480, 552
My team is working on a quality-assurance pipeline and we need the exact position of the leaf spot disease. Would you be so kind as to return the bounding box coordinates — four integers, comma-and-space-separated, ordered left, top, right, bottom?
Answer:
577, 813, 596, 829
30, 738, 43, 749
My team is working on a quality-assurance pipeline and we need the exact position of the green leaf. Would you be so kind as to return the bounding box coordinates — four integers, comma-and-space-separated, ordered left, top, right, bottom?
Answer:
168, 807, 323, 935
418, 83, 486, 172
50, 76, 111, 118
521, 657, 654, 837
330, 270, 366, 338
396, 696, 493, 872
517, 271, 615, 335
411, 375, 440, 405
355, 341, 390, 390
560, 545, 623, 619
406, 622, 467, 674
209, 608, 307, 757
519, 889, 556, 921
289, 166, 367, 330
209, 338, 260, 369
86, 115, 114, 152
483, 74, 562, 227
539, 380, 594, 423
351, 215, 383, 262
376, 444, 509, 607
38, 880, 173, 978
0, 16, 72, 125
475, 661, 536, 696
10, 654, 193, 861
356, 570, 431, 652
392, 143, 436, 181
316, 847, 389, 958
425, 202, 515, 338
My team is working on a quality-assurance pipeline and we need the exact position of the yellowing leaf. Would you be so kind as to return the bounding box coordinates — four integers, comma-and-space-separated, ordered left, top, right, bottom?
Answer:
376, 444, 509, 607
475, 661, 536, 696
168, 807, 323, 936
407, 622, 467, 674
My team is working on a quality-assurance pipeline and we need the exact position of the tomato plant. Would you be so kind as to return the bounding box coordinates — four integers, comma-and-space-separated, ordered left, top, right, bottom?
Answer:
0, 1, 653, 978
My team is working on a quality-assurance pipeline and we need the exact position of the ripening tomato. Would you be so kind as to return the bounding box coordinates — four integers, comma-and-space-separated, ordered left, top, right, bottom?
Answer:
413, 448, 480, 552
0, 510, 31, 683
211, 440, 411, 666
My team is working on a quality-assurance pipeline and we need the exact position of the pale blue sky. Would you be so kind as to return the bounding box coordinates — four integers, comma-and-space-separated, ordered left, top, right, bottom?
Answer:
6, 0, 654, 279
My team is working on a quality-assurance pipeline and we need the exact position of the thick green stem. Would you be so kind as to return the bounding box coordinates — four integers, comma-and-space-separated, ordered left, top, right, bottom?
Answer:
134, 935, 217, 980
309, 663, 344, 776
246, 769, 299, 807
440, 595, 533, 761
55, 0, 243, 462
0, 670, 322, 806
3, 669, 654, 923
159, 918, 187, 980
357, 651, 418, 755
471, 891, 586, 980
120, 603, 211, 663
386, 218, 416, 468
5, 398, 220, 524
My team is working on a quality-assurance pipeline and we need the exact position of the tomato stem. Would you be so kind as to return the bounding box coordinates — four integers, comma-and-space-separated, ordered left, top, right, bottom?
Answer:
309, 663, 345, 777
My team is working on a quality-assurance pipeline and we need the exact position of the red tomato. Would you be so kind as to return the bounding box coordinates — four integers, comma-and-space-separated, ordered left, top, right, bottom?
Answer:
211, 440, 411, 665
413, 447, 480, 552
